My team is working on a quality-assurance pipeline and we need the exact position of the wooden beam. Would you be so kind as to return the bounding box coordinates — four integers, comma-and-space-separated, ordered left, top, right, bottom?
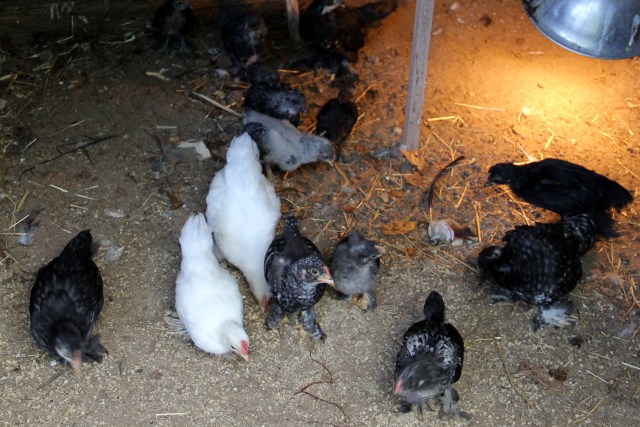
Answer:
285, 0, 301, 40
401, 0, 435, 151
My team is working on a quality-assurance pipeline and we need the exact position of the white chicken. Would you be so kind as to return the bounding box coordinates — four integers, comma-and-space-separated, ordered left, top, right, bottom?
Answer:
175, 213, 249, 360
206, 132, 281, 311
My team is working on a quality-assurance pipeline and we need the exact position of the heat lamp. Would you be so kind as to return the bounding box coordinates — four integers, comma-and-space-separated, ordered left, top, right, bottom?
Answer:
522, 0, 640, 59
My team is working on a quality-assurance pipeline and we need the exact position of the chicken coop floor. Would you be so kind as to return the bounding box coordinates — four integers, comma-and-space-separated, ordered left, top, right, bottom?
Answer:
1, 0, 639, 425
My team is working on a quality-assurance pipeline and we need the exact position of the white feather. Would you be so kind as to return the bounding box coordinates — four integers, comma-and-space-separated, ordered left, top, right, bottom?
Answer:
175, 213, 249, 356
206, 132, 281, 310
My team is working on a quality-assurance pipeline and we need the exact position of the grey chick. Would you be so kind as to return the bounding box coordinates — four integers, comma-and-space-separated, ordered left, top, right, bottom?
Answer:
152, 0, 196, 54
329, 231, 385, 311
242, 109, 334, 177
264, 213, 335, 341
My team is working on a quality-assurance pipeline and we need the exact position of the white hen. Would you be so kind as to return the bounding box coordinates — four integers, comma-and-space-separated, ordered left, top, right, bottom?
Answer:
206, 132, 281, 311
175, 213, 249, 360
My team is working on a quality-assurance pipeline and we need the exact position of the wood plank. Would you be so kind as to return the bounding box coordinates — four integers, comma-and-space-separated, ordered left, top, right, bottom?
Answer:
401, 0, 435, 151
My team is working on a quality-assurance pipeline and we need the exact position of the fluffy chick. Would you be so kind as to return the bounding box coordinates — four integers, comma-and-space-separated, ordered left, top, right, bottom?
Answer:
300, 0, 398, 64
175, 213, 249, 360
394, 291, 467, 421
243, 65, 307, 126
478, 214, 597, 330
242, 109, 334, 176
152, 0, 196, 54
316, 92, 358, 161
487, 158, 632, 236
221, 12, 269, 71
30, 230, 106, 370
329, 231, 384, 311
264, 213, 334, 341
206, 132, 281, 311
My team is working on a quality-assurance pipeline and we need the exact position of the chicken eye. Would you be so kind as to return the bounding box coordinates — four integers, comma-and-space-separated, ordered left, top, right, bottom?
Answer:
310, 268, 319, 275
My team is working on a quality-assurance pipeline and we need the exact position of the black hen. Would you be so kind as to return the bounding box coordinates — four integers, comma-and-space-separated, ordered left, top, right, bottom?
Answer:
221, 12, 268, 71
152, 0, 196, 54
300, 0, 398, 64
478, 214, 597, 330
243, 63, 307, 126
487, 158, 633, 236
316, 92, 358, 161
329, 231, 384, 311
30, 230, 106, 369
394, 291, 467, 420
264, 213, 334, 341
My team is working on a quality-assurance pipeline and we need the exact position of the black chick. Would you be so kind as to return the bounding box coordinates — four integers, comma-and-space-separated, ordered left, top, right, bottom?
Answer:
316, 92, 358, 161
394, 291, 467, 421
478, 214, 597, 330
152, 0, 196, 54
221, 12, 268, 72
30, 230, 106, 369
487, 158, 633, 236
329, 231, 384, 311
243, 64, 307, 127
300, 0, 398, 64
264, 213, 334, 341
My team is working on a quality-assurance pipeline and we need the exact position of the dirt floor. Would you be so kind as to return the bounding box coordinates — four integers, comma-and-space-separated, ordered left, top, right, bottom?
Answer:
1, 0, 639, 425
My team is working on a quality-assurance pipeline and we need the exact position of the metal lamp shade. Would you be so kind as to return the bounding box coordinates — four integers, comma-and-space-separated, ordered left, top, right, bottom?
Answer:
523, 0, 640, 59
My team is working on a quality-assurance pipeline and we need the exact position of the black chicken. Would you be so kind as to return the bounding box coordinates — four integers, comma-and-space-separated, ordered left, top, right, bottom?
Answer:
152, 0, 196, 54
221, 12, 268, 71
243, 63, 307, 126
394, 291, 467, 420
487, 158, 633, 236
478, 214, 597, 330
264, 213, 334, 341
316, 91, 358, 161
300, 0, 398, 65
30, 230, 106, 369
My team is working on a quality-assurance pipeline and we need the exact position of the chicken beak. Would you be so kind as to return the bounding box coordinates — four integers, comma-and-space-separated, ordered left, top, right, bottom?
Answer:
259, 295, 268, 312
239, 340, 250, 362
70, 350, 82, 371
394, 379, 403, 395
319, 267, 334, 287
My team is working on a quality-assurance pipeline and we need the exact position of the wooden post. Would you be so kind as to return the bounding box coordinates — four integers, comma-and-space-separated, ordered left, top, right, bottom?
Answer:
401, 0, 435, 151
285, 0, 301, 40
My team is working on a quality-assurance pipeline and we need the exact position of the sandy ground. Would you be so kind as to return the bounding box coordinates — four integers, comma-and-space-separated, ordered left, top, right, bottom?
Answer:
1, 0, 639, 426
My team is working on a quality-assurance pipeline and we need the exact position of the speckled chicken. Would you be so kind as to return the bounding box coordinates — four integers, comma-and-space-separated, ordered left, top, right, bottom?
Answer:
243, 66, 307, 126
242, 110, 334, 176
478, 213, 597, 330
394, 291, 467, 421
221, 12, 268, 71
30, 230, 106, 370
264, 213, 334, 341
206, 132, 281, 311
329, 231, 384, 311
487, 158, 632, 236
316, 92, 358, 161
152, 0, 196, 53
174, 213, 249, 360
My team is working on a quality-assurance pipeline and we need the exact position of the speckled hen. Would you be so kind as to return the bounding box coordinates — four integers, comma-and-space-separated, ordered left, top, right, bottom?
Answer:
478, 213, 597, 330
394, 291, 467, 421
264, 213, 334, 341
